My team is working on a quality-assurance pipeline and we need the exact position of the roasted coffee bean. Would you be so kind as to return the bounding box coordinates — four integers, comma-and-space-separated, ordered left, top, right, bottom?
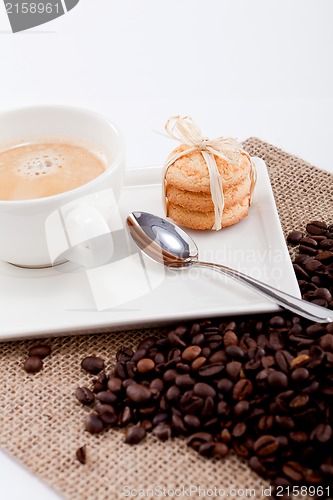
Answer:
184, 414, 201, 429
267, 371, 288, 390
84, 414, 104, 434
253, 435, 279, 457
306, 221, 327, 235
290, 354, 310, 368
116, 346, 134, 362
223, 330, 238, 347
181, 345, 201, 362
226, 361, 242, 380
213, 442, 229, 458
275, 415, 295, 430
249, 456, 266, 475
258, 415, 274, 431
193, 382, 216, 399
96, 391, 118, 405
175, 374, 195, 387
282, 461, 304, 482
191, 357, 206, 371
28, 344, 51, 359
291, 367, 309, 383
165, 385, 180, 401
186, 432, 213, 450
201, 397, 214, 417
233, 401, 249, 418
153, 424, 172, 441
225, 345, 244, 359
137, 358, 155, 373
232, 422, 247, 438
125, 425, 146, 444
81, 356, 105, 375
137, 337, 157, 351
209, 350, 226, 364
275, 350, 293, 372
126, 383, 152, 403
75, 387, 95, 405
217, 378, 234, 393
24, 356, 43, 373
320, 333, 333, 352
287, 230, 303, 244
311, 423, 332, 443
76, 445, 87, 465
107, 377, 122, 393
96, 404, 117, 425
198, 363, 224, 377
232, 379, 253, 400
300, 237, 318, 248
269, 315, 286, 328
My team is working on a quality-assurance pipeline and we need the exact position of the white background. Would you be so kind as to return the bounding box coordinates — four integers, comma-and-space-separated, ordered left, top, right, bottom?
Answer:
0, 1, 332, 498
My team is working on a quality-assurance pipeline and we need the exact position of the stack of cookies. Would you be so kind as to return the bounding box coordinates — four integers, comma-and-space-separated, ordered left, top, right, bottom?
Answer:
164, 143, 254, 231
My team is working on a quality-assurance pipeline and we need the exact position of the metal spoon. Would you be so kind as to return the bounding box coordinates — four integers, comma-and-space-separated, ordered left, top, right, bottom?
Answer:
127, 211, 333, 323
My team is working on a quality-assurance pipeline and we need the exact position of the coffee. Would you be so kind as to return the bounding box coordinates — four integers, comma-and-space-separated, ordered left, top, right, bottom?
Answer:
0, 141, 107, 200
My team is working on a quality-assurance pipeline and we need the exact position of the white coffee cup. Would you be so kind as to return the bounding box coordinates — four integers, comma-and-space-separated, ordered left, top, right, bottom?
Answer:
0, 105, 125, 268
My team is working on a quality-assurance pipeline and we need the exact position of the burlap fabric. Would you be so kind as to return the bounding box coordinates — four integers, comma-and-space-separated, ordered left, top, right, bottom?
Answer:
0, 138, 332, 500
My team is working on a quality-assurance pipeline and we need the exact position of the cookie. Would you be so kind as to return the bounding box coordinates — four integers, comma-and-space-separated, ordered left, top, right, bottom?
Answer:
165, 144, 251, 194
167, 196, 250, 230
166, 175, 251, 213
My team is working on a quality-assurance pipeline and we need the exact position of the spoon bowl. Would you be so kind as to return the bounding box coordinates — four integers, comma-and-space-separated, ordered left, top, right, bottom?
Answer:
127, 211, 333, 324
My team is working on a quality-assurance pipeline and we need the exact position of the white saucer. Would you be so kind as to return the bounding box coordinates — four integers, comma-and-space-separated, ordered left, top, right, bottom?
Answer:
0, 158, 300, 341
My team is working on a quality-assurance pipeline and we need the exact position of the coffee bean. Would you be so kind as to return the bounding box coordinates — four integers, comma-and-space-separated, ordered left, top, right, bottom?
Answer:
213, 442, 229, 458
175, 374, 195, 387
300, 237, 318, 248
193, 382, 216, 399
191, 357, 206, 371
282, 461, 304, 481
76, 445, 87, 465
287, 230, 303, 244
223, 330, 238, 347
306, 221, 327, 235
81, 356, 105, 375
126, 383, 152, 403
24, 356, 43, 374
186, 432, 213, 450
84, 414, 104, 434
226, 361, 242, 380
225, 345, 244, 359
125, 425, 146, 444
253, 435, 279, 457
320, 334, 333, 352
275, 350, 293, 372
107, 377, 122, 393
233, 401, 249, 418
311, 423, 332, 443
217, 378, 234, 393
137, 336, 157, 351
290, 354, 310, 368
267, 371, 288, 390
153, 424, 172, 441
96, 391, 118, 405
269, 315, 286, 327
28, 344, 51, 359
232, 422, 247, 438
172, 413, 187, 434
181, 345, 201, 362
198, 363, 224, 377
232, 379, 253, 400
275, 415, 295, 430
96, 404, 117, 425
137, 358, 155, 373
291, 367, 309, 383
116, 346, 134, 362
75, 387, 95, 405
249, 456, 266, 475
184, 414, 201, 429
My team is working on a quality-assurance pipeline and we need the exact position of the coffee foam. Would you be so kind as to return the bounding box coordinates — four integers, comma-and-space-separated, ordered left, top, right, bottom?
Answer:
0, 141, 108, 200
16, 151, 65, 177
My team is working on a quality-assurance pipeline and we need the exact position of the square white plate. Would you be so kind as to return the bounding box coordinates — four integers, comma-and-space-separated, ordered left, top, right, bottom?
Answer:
0, 158, 300, 341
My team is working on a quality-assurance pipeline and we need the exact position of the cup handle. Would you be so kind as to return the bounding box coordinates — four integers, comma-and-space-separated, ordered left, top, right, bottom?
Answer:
62, 205, 114, 268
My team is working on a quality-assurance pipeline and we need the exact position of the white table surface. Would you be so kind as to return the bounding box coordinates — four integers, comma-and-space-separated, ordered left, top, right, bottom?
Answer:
0, 0, 332, 498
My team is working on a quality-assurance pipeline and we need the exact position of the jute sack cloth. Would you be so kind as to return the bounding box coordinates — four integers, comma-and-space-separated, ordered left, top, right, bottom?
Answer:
0, 138, 332, 499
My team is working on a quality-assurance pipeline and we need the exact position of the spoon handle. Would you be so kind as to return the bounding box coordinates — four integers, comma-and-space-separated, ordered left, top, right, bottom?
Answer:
196, 261, 333, 323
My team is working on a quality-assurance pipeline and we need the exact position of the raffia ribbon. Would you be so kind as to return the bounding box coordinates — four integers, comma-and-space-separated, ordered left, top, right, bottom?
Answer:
162, 116, 257, 230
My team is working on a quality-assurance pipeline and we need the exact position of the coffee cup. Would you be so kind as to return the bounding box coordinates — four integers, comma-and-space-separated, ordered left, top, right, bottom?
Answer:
0, 105, 125, 268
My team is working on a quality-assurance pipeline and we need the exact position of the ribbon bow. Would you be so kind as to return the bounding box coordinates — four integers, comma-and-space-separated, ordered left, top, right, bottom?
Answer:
163, 115, 257, 230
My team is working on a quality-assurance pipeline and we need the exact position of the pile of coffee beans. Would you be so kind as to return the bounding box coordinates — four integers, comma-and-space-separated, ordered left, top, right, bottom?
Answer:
75, 221, 333, 497
23, 344, 51, 373
288, 220, 333, 308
